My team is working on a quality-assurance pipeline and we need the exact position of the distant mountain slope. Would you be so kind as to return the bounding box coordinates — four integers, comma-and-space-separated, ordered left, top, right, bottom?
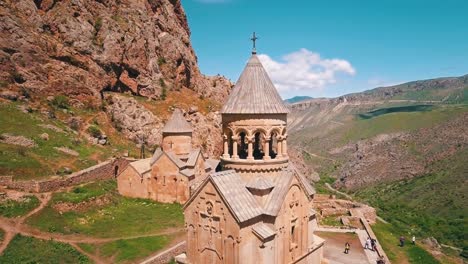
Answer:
288, 74, 468, 250
284, 96, 312, 104
345, 75, 468, 103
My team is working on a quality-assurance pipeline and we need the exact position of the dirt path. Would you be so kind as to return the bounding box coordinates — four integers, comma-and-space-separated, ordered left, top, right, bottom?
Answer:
70, 242, 107, 264
298, 147, 336, 161
325, 183, 353, 200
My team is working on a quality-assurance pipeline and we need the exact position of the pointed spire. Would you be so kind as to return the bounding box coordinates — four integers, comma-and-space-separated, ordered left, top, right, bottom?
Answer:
221, 54, 289, 114
162, 109, 192, 133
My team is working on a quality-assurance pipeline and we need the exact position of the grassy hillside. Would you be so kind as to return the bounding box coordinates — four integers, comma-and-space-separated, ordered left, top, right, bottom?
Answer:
354, 149, 467, 250
289, 77, 467, 262
0, 100, 140, 180
27, 180, 184, 238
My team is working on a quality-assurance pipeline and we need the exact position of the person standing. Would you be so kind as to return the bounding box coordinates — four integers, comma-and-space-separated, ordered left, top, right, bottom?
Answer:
345, 242, 350, 254
399, 236, 405, 247
364, 237, 371, 249
371, 238, 376, 251
412, 235, 416, 245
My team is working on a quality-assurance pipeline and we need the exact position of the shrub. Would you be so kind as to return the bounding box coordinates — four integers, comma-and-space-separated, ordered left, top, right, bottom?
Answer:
157, 57, 166, 66
51, 95, 70, 109
87, 125, 102, 138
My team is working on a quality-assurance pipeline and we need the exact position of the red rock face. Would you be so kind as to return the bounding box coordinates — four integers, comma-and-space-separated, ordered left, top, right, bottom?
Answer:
0, 0, 230, 104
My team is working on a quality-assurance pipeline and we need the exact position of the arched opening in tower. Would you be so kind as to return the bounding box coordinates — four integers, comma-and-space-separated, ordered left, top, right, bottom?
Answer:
253, 132, 264, 160
270, 131, 278, 159
239, 132, 247, 159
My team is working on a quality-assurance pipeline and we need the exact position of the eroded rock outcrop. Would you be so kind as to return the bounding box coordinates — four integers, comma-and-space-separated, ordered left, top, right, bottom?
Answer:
105, 94, 223, 157
0, 0, 230, 104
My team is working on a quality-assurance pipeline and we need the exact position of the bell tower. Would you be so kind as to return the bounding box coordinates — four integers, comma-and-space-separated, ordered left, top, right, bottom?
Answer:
220, 40, 290, 180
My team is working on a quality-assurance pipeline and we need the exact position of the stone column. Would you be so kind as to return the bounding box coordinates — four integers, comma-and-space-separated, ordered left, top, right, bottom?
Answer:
247, 136, 254, 161
276, 136, 283, 158
231, 136, 239, 159
263, 136, 271, 160
282, 136, 288, 157
222, 134, 230, 159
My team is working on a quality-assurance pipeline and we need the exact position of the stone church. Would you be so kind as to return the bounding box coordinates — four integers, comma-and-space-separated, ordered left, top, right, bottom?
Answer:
177, 51, 324, 263
117, 109, 217, 204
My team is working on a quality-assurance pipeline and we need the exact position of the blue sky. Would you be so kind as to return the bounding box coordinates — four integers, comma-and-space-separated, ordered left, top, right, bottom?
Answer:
182, 0, 468, 99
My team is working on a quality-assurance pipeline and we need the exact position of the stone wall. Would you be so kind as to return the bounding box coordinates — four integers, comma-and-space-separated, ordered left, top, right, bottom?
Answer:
4, 158, 130, 193
141, 241, 186, 264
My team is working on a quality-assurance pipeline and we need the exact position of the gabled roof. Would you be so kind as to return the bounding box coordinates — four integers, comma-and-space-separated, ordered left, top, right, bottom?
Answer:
263, 169, 295, 216
162, 109, 192, 133
180, 168, 195, 177
185, 170, 263, 223
128, 158, 152, 177
252, 223, 276, 241
206, 159, 220, 171
246, 176, 275, 191
263, 165, 315, 216
221, 54, 289, 114
186, 149, 201, 167
150, 147, 186, 169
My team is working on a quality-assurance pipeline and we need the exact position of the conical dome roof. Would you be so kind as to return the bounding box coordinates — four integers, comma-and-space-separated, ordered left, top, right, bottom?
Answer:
221, 54, 289, 114
162, 109, 192, 133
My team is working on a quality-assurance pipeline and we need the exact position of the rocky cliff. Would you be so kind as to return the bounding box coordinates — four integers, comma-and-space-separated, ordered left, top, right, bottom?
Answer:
0, 0, 234, 158
0, 0, 230, 104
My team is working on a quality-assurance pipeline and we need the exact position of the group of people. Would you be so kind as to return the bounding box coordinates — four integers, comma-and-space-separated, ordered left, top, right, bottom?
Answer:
344, 237, 385, 263
343, 235, 416, 263
344, 236, 377, 254
364, 237, 378, 251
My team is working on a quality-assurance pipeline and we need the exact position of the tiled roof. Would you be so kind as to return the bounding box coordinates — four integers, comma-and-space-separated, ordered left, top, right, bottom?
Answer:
129, 158, 152, 176
180, 168, 195, 177
150, 148, 163, 165
252, 223, 276, 241
186, 149, 201, 167
165, 151, 186, 168
211, 170, 263, 222
221, 55, 289, 114
294, 166, 316, 197
193, 170, 263, 223
246, 176, 275, 191
263, 169, 295, 216
206, 158, 220, 171
263, 165, 316, 216
162, 109, 192, 133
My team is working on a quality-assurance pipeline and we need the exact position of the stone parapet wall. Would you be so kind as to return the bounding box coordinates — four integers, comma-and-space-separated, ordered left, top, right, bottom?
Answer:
3, 158, 130, 193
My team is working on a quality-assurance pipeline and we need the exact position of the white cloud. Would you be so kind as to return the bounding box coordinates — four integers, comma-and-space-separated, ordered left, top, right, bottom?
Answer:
257, 48, 355, 93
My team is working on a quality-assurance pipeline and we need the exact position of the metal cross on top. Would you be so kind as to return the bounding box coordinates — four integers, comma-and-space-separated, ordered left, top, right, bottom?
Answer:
251, 32, 258, 54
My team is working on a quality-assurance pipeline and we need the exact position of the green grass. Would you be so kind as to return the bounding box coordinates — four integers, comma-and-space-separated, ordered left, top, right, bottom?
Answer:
0, 234, 91, 263
27, 180, 184, 238
373, 221, 440, 264
320, 215, 343, 227
0, 100, 145, 180
100, 235, 170, 263
354, 149, 467, 250
343, 104, 467, 143
0, 195, 40, 217
53, 180, 117, 204
0, 102, 107, 179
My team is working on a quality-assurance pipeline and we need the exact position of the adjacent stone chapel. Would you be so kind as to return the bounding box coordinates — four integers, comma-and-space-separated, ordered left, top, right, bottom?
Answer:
117, 109, 216, 204
177, 50, 324, 263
